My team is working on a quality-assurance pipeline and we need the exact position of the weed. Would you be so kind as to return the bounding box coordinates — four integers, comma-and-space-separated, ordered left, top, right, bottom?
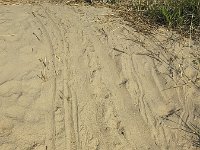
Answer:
163, 112, 200, 148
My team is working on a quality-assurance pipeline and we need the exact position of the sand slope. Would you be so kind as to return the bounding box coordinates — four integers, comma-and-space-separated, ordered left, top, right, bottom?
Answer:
0, 3, 199, 150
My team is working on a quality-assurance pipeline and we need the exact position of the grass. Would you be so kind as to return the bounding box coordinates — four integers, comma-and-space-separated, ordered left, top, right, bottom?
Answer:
92, 0, 200, 38
134, 0, 200, 37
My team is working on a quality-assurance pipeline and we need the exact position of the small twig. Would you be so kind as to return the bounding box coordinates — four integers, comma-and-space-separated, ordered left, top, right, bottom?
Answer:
32, 11, 36, 17
113, 47, 128, 54
162, 82, 188, 91
33, 32, 40, 41
132, 51, 162, 63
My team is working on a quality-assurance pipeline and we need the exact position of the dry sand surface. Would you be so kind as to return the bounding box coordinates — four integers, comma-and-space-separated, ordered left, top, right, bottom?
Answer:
0, 2, 200, 150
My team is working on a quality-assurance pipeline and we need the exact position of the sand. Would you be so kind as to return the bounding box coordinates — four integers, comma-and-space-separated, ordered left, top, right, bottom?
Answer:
0, 3, 199, 150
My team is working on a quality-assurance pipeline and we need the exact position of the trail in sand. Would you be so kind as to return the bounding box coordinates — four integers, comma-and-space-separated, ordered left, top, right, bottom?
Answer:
0, 3, 199, 150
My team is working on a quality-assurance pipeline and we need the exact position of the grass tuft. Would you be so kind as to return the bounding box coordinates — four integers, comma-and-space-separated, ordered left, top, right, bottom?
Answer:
133, 0, 200, 37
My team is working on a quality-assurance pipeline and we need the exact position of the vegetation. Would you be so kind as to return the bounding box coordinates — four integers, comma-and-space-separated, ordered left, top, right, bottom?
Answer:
97, 0, 200, 38
134, 0, 200, 36
164, 112, 200, 148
